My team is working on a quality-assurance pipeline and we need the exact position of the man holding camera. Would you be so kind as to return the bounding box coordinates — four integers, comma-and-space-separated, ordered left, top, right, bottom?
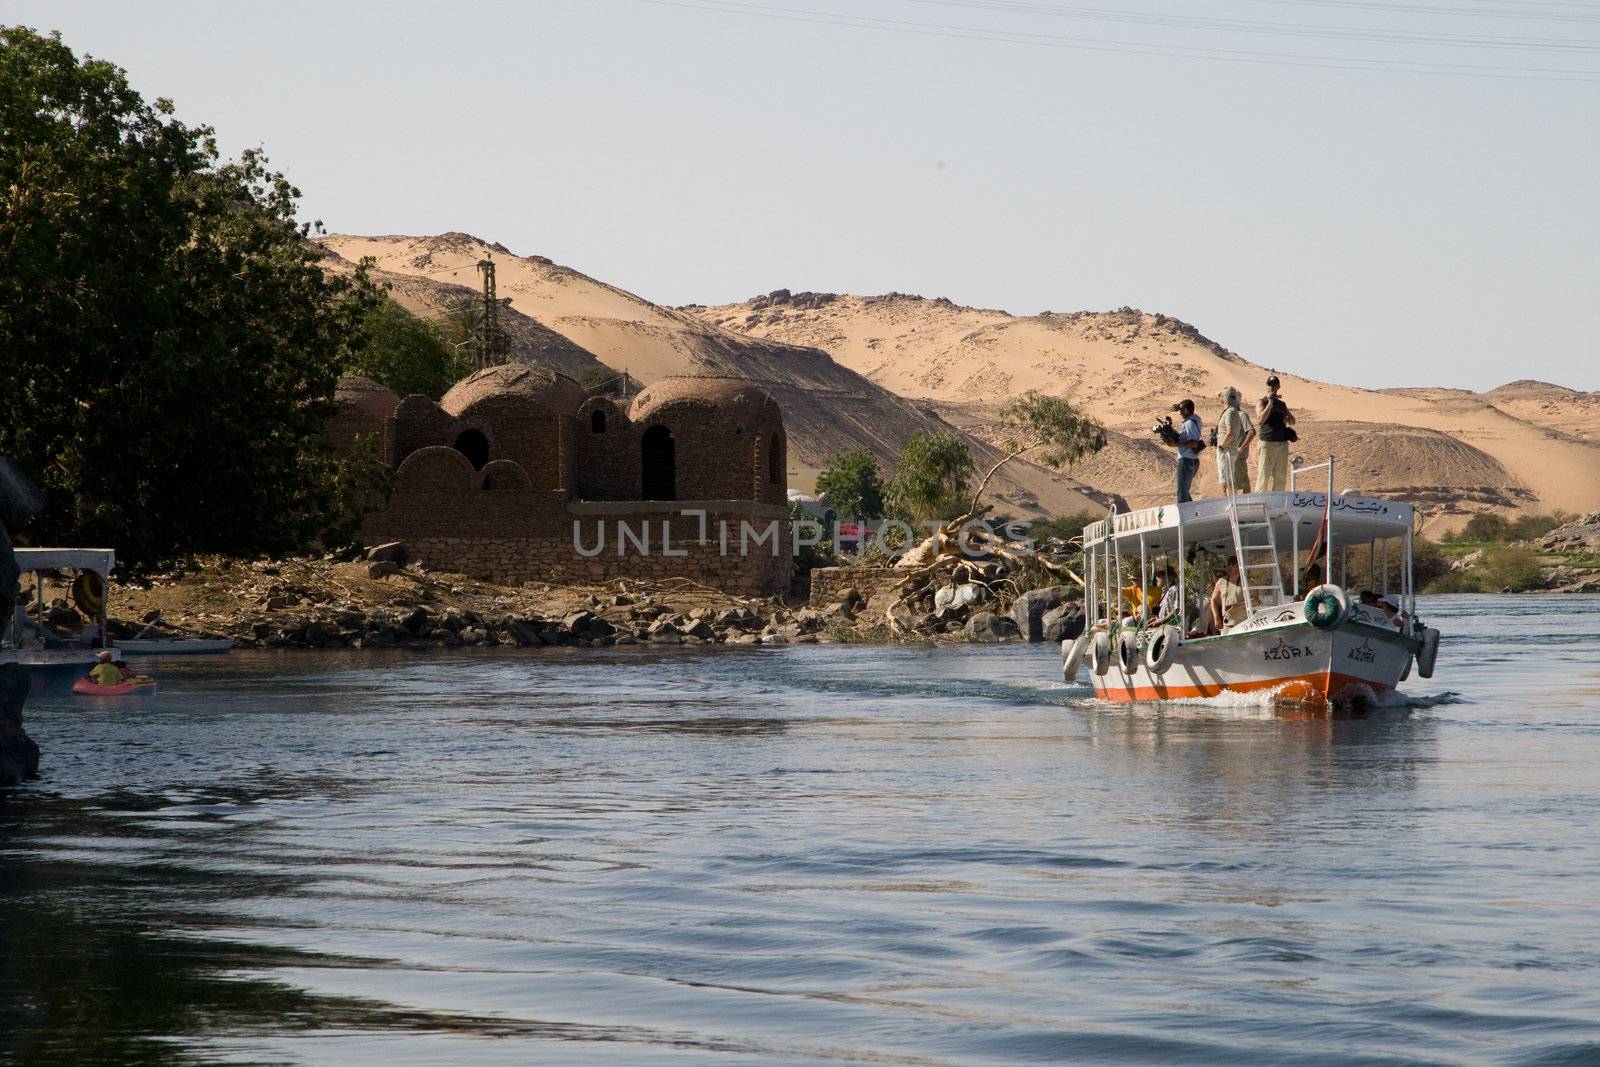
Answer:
1167, 399, 1203, 503
1255, 374, 1296, 492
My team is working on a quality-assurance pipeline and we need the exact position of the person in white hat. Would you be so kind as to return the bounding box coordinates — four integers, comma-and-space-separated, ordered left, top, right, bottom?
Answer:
87, 649, 122, 687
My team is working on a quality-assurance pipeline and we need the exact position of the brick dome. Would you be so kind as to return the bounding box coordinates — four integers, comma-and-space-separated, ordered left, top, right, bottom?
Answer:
334, 375, 401, 422
627, 376, 780, 427
440, 364, 585, 417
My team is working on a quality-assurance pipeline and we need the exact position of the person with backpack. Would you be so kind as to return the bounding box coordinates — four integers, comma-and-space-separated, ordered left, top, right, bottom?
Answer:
1254, 374, 1297, 492
1215, 387, 1254, 495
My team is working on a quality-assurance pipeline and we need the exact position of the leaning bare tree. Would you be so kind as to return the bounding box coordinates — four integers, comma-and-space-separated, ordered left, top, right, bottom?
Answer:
889, 391, 1106, 624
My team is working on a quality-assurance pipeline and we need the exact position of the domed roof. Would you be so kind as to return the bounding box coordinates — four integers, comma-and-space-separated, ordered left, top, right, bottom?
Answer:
627, 376, 781, 427
334, 375, 401, 422
440, 364, 585, 417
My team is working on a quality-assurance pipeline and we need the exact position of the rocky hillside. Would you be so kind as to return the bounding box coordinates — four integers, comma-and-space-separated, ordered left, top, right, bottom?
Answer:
317, 234, 1106, 517
692, 292, 1600, 529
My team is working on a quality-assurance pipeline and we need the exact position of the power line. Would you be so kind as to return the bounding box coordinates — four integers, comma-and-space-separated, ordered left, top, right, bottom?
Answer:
635, 0, 1600, 80
909, 0, 1600, 50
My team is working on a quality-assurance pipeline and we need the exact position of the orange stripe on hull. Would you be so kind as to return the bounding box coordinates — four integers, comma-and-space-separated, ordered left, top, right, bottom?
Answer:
1096, 670, 1391, 706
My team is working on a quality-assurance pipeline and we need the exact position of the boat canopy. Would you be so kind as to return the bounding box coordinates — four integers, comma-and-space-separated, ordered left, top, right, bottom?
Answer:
1083, 492, 1412, 556
12, 548, 117, 577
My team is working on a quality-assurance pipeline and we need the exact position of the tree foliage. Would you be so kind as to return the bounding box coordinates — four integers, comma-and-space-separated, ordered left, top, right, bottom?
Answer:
960, 391, 1107, 515
1447, 511, 1572, 545
887, 431, 973, 522
815, 449, 886, 521
0, 27, 383, 570
347, 298, 469, 400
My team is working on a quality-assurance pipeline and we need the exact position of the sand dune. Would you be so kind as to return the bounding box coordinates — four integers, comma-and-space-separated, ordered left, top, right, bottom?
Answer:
694, 294, 1600, 528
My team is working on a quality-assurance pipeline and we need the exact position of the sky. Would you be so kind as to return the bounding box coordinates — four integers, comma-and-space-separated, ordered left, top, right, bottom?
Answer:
11, 0, 1599, 391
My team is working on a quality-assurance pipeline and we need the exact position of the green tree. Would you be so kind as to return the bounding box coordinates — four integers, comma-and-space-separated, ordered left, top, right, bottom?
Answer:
436, 294, 483, 348
887, 431, 974, 522
1455, 513, 1510, 543
348, 298, 469, 400
815, 449, 886, 521
965, 391, 1107, 512
0, 27, 382, 571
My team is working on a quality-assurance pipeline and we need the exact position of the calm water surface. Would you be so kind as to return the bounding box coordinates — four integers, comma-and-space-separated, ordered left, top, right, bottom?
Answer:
3, 595, 1599, 1065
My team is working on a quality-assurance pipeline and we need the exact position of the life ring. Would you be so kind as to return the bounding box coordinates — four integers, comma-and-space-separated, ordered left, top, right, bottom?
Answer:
1117, 629, 1141, 675
1302, 584, 1347, 630
1145, 624, 1181, 674
1061, 631, 1090, 682
71, 571, 105, 617
1416, 627, 1440, 678
1090, 630, 1112, 676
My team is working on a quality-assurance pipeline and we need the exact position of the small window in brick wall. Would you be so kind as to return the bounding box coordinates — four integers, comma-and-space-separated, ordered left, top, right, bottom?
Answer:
591, 409, 606, 433
454, 428, 490, 470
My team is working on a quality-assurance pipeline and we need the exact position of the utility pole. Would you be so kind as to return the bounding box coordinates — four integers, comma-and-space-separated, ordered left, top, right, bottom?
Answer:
475, 256, 508, 368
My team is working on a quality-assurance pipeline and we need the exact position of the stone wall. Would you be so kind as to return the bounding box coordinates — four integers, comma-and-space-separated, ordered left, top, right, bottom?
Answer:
808, 564, 898, 607
401, 503, 791, 594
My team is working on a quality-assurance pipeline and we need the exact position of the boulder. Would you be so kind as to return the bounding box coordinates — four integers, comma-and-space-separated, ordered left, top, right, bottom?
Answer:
563, 610, 615, 639
965, 611, 1020, 643
1041, 602, 1085, 644
1010, 585, 1076, 641
366, 541, 408, 565
367, 560, 400, 579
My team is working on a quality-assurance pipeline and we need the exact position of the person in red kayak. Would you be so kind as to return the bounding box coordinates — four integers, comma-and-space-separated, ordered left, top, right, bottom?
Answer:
87, 650, 122, 687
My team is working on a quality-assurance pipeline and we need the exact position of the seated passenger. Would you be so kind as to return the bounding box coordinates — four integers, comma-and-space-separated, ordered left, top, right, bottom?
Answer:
1358, 590, 1403, 629
1297, 562, 1325, 599
1150, 567, 1182, 627
87, 650, 122, 687
1210, 558, 1246, 632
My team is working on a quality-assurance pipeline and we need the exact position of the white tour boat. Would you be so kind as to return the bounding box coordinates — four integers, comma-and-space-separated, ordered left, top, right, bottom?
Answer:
1062, 459, 1440, 707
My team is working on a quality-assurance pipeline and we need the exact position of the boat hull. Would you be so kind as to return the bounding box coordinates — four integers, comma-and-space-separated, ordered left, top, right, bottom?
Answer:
1089, 618, 1418, 707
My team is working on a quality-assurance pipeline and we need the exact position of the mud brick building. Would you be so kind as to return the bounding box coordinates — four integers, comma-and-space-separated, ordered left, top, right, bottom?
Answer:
330, 367, 792, 594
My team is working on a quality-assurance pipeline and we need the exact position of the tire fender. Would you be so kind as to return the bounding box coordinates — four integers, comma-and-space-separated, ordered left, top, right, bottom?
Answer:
1145, 624, 1182, 674
1090, 630, 1112, 676
1416, 626, 1440, 679
1116, 629, 1141, 675
1303, 584, 1347, 630
1061, 631, 1090, 682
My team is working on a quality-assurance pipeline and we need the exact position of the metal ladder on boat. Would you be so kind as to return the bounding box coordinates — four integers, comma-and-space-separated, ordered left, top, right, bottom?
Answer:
1228, 500, 1286, 614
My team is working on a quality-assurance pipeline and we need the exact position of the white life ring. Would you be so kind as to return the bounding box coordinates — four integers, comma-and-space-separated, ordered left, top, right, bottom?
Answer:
1061, 631, 1090, 682
1090, 630, 1112, 676
1144, 624, 1181, 674
1117, 629, 1141, 675
1416, 627, 1440, 678
1303, 584, 1347, 630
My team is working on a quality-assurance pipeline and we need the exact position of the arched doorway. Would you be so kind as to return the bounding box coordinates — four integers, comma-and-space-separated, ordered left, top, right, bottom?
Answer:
454, 428, 490, 470
641, 425, 675, 500
590, 409, 607, 433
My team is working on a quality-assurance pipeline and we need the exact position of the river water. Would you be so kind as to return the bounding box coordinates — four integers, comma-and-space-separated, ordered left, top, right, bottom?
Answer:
3, 594, 1598, 1065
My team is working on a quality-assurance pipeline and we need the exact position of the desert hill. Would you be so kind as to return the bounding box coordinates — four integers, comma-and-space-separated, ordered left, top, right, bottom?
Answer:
317, 235, 1107, 517
691, 292, 1600, 528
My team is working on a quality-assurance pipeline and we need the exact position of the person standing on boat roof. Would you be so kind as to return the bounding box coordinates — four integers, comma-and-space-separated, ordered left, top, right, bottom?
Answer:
1170, 399, 1203, 503
1215, 387, 1254, 495
1255, 374, 1297, 492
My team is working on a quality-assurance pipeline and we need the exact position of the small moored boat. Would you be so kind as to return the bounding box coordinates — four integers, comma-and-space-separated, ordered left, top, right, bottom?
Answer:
72, 676, 157, 697
1063, 458, 1440, 707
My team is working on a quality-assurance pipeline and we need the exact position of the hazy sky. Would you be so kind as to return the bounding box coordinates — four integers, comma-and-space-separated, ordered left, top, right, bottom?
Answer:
13, 0, 1599, 391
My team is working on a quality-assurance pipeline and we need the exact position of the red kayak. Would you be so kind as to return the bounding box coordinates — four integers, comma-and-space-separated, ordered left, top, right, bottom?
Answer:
72, 677, 157, 696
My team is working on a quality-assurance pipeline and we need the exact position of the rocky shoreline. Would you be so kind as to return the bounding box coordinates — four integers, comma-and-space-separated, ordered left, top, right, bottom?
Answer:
64, 545, 1081, 655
